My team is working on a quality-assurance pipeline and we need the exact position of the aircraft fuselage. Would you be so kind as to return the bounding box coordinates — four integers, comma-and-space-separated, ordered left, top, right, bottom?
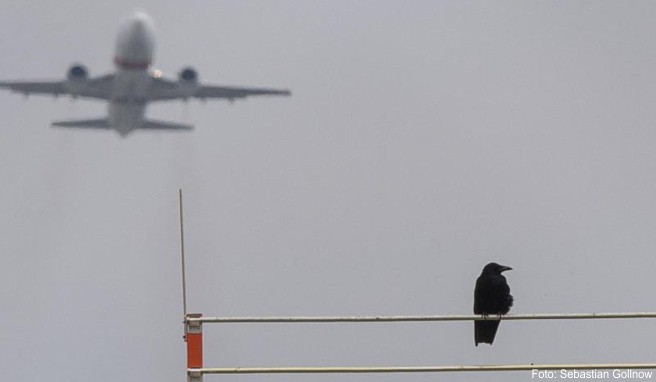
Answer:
110, 11, 155, 134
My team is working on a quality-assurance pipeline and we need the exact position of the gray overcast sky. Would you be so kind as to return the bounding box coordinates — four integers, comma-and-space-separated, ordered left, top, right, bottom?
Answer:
1, 1, 656, 381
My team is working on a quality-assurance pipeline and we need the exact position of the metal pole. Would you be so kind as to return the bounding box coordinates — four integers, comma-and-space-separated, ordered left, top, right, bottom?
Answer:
193, 363, 656, 374
179, 189, 203, 382
179, 189, 188, 318
188, 312, 656, 324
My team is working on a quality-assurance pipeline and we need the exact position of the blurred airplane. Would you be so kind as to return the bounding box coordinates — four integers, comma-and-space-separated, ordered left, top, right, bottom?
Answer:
0, 11, 291, 136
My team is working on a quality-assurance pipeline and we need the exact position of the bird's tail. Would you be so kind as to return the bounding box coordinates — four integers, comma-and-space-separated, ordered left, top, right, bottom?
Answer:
475, 320, 500, 346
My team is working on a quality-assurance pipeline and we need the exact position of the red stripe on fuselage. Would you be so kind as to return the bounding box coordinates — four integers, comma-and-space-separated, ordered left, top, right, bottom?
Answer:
113, 57, 150, 70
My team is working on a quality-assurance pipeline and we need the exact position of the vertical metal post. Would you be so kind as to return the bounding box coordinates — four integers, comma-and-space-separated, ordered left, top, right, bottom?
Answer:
186, 313, 203, 382
179, 189, 188, 317
180, 190, 202, 382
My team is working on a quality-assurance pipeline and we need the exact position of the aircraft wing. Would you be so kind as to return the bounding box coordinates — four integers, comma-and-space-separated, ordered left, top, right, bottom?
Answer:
197, 85, 291, 99
149, 77, 291, 101
0, 74, 114, 100
0, 81, 66, 96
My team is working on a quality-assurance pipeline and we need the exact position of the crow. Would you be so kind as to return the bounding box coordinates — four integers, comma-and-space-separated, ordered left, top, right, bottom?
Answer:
474, 262, 513, 346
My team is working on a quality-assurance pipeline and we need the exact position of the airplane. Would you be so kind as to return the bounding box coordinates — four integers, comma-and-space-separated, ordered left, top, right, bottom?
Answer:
0, 11, 291, 136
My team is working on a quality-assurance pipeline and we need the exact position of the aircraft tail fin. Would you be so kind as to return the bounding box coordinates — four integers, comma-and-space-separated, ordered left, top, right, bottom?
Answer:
51, 118, 193, 132
52, 118, 110, 129
141, 119, 194, 131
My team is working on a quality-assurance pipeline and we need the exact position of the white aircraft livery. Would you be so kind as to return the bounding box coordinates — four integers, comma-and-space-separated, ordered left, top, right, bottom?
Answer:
0, 11, 291, 136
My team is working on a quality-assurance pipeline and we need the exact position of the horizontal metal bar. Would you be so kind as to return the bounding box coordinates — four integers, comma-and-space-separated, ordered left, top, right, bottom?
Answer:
188, 312, 656, 324
192, 363, 656, 374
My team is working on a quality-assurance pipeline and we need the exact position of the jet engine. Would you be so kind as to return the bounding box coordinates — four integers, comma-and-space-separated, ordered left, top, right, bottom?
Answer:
67, 64, 88, 81
179, 67, 198, 84
65, 63, 89, 96
178, 67, 199, 98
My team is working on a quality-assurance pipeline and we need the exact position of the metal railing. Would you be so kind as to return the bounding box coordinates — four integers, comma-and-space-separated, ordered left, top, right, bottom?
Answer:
191, 363, 656, 375
188, 312, 656, 324
184, 311, 656, 381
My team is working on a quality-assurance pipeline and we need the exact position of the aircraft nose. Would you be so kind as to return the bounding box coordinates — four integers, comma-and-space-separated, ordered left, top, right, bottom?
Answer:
114, 11, 155, 68
129, 14, 152, 39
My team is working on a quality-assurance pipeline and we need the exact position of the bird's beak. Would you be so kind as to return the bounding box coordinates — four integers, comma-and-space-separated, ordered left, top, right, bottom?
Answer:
500, 265, 513, 272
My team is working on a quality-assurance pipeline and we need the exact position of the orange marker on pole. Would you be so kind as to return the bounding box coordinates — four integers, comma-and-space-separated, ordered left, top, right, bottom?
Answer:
186, 313, 203, 367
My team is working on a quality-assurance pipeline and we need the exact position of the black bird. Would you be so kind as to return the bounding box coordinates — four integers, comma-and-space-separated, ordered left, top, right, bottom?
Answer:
474, 262, 513, 346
